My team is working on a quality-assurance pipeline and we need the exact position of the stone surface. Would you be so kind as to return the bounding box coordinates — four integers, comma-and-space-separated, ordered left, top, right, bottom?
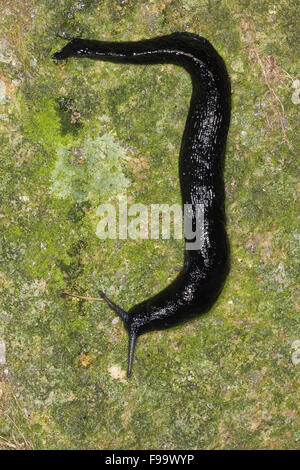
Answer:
0, 0, 299, 450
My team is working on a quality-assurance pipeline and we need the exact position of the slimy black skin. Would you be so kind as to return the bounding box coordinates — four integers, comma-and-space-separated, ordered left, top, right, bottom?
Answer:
53, 32, 231, 377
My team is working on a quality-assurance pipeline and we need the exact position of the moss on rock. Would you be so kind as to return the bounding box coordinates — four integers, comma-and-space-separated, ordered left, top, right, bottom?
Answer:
0, 0, 299, 450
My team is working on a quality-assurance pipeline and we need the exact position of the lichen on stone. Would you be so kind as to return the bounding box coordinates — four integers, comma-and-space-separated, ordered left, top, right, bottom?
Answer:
51, 133, 130, 203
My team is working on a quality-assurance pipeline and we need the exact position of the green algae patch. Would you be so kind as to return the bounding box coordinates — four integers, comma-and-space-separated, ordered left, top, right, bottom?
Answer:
51, 134, 130, 203
0, 0, 299, 451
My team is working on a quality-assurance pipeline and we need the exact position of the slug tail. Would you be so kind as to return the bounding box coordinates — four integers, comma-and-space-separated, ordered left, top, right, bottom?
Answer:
127, 332, 137, 378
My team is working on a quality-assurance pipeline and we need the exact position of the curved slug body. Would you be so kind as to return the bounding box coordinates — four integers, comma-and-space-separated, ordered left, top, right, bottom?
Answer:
54, 32, 231, 376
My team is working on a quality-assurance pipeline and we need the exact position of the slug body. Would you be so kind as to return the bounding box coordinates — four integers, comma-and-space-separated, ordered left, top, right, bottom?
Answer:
53, 32, 231, 376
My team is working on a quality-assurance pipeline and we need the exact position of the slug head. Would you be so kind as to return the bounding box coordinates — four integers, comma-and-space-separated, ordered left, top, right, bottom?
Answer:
98, 291, 145, 378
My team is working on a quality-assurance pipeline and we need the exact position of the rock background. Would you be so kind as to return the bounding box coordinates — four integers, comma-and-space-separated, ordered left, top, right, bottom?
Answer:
0, 0, 299, 450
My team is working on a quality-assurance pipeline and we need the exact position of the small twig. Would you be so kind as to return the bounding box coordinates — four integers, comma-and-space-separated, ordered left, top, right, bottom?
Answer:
251, 43, 293, 151
60, 291, 104, 301
0, 435, 18, 450
280, 67, 295, 82
4, 414, 33, 450
12, 392, 29, 421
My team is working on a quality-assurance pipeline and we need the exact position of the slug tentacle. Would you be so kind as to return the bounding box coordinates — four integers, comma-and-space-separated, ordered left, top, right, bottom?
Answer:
98, 290, 129, 325
60, 289, 129, 326
127, 332, 138, 378
54, 32, 231, 377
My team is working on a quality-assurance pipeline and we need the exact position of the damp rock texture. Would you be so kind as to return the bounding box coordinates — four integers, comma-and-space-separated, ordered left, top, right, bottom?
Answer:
0, 0, 299, 450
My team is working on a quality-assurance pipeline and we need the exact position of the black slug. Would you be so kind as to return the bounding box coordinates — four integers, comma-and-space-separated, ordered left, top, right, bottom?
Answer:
53, 32, 231, 377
